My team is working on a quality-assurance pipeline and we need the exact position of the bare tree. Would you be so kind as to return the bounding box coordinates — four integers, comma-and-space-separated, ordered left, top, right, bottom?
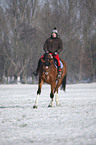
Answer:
0, 0, 96, 83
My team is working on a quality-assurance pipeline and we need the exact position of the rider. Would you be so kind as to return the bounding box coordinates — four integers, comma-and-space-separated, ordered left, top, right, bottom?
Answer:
33, 27, 63, 78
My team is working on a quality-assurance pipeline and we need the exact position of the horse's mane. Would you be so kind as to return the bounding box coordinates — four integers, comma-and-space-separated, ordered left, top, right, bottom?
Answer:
41, 53, 53, 66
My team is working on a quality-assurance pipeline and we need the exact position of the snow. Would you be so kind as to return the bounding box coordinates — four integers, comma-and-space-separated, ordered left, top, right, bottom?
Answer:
0, 83, 96, 145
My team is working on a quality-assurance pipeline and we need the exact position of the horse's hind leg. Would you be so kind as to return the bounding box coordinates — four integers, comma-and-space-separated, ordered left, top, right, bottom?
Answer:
55, 90, 60, 106
33, 79, 43, 108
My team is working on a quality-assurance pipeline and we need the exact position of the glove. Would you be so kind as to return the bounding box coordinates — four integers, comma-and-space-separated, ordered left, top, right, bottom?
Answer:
54, 52, 58, 55
46, 51, 49, 54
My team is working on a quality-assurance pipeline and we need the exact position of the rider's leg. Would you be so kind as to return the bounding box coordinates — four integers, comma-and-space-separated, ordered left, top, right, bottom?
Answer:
33, 54, 47, 76
33, 59, 41, 76
53, 54, 61, 69
53, 54, 62, 78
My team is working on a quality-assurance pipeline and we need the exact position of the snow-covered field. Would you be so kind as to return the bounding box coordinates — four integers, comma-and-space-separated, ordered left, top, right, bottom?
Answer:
0, 83, 96, 145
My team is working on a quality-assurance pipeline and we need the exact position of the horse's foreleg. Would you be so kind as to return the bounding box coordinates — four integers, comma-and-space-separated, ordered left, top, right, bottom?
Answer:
48, 84, 55, 107
33, 94, 39, 109
33, 79, 43, 108
55, 90, 60, 106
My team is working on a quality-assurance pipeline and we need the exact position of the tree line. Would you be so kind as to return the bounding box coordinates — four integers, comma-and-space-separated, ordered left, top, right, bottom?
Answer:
0, 0, 96, 84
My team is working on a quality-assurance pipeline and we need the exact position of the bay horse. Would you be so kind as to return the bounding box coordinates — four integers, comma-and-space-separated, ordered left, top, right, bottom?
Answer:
33, 53, 67, 108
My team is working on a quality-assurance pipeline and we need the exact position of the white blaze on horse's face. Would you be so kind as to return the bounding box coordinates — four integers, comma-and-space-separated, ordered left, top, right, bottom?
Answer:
46, 66, 48, 69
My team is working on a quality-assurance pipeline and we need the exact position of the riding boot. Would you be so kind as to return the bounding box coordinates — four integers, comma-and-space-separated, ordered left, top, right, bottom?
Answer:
57, 66, 62, 79
33, 59, 41, 76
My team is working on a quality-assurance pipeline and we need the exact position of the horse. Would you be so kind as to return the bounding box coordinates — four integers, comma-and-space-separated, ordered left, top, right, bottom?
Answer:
33, 53, 67, 108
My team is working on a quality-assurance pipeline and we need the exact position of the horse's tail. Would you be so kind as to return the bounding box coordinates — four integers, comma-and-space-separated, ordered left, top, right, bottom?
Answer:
61, 73, 67, 91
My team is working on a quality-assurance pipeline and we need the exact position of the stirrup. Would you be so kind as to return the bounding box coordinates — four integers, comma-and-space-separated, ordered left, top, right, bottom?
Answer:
33, 70, 38, 76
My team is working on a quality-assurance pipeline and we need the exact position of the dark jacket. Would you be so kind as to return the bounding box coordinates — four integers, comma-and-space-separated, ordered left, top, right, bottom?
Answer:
43, 36, 63, 54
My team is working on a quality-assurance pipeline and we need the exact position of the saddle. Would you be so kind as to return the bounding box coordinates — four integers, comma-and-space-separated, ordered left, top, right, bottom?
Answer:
53, 58, 63, 69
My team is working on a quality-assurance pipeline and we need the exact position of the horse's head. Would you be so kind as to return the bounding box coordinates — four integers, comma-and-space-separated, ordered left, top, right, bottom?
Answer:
40, 53, 53, 78
41, 53, 53, 66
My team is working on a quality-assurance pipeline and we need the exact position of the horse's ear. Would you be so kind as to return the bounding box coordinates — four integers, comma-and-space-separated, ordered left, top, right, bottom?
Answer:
41, 58, 45, 63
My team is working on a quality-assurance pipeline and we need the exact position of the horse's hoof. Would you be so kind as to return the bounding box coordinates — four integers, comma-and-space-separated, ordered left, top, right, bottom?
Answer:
48, 104, 54, 107
56, 103, 61, 107
33, 105, 38, 109
48, 104, 52, 107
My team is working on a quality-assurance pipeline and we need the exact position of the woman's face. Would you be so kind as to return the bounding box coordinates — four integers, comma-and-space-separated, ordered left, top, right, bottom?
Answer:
52, 33, 57, 38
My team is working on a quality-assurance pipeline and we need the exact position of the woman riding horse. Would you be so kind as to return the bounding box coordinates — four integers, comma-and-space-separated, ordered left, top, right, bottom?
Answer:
33, 52, 67, 108
33, 27, 63, 79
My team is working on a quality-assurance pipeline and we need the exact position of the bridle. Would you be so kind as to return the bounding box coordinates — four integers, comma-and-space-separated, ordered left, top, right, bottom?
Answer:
41, 53, 53, 79
43, 65, 51, 76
